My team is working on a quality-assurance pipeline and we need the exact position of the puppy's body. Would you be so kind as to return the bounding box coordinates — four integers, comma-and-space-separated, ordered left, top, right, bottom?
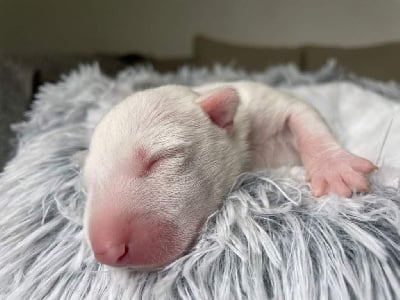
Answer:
83, 81, 376, 269
194, 81, 304, 168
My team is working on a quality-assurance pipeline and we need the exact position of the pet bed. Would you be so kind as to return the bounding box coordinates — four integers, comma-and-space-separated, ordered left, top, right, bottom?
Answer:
0, 62, 399, 299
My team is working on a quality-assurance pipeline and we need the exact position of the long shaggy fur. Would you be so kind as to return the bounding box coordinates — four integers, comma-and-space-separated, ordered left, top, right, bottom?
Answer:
0, 62, 399, 299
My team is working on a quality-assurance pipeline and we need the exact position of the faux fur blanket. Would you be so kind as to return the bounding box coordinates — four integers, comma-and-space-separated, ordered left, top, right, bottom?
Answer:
0, 62, 399, 300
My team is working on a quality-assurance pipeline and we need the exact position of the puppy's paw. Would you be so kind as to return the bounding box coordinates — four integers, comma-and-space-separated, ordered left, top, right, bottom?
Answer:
306, 150, 377, 198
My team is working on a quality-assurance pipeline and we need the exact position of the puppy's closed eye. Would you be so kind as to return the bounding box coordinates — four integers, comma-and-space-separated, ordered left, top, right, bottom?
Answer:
134, 146, 188, 177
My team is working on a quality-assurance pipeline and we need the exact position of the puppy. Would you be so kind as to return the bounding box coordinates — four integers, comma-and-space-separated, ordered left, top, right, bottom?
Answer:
82, 81, 376, 269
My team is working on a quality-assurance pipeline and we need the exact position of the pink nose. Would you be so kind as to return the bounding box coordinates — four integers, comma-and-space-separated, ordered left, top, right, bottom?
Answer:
88, 214, 182, 268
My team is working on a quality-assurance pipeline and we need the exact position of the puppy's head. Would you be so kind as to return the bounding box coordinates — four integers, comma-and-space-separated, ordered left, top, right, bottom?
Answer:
83, 85, 247, 269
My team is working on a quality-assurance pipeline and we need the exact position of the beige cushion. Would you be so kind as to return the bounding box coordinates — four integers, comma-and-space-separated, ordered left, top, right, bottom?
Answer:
303, 44, 400, 82
193, 35, 302, 71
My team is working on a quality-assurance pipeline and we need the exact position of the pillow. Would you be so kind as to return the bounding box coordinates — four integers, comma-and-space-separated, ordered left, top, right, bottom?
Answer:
0, 55, 34, 170
7, 53, 132, 83
193, 35, 302, 71
148, 57, 194, 72
303, 43, 400, 82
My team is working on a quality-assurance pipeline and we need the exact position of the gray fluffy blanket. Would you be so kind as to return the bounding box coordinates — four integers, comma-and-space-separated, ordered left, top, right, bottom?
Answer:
0, 62, 399, 299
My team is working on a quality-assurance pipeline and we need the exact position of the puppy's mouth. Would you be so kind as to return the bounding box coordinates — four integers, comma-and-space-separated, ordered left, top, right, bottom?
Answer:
89, 213, 208, 269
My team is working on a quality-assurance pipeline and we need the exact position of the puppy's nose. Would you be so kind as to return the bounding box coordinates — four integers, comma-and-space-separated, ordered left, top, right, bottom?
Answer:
93, 243, 128, 265
89, 214, 182, 268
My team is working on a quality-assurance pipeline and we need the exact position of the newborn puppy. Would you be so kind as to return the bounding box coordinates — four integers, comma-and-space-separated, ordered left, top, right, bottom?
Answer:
82, 81, 376, 269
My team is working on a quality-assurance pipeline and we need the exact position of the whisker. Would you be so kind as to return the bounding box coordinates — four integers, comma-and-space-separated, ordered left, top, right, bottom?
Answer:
375, 116, 394, 166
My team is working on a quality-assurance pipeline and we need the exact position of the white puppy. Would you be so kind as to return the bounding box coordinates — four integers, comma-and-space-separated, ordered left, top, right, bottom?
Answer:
82, 81, 376, 269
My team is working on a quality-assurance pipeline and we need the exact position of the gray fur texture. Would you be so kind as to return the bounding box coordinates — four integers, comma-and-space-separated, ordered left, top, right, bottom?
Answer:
0, 62, 399, 299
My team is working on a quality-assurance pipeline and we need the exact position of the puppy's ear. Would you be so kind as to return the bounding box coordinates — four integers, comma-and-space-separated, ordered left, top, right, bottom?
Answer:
198, 87, 239, 132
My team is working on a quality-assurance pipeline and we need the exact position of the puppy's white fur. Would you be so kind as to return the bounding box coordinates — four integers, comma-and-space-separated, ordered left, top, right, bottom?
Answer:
83, 81, 376, 268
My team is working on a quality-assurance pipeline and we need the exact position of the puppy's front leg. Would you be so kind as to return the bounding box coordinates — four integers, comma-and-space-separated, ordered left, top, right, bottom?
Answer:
287, 101, 377, 197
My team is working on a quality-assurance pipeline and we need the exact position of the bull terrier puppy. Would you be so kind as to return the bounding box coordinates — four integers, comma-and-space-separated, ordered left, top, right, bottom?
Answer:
82, 81, 376, 269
